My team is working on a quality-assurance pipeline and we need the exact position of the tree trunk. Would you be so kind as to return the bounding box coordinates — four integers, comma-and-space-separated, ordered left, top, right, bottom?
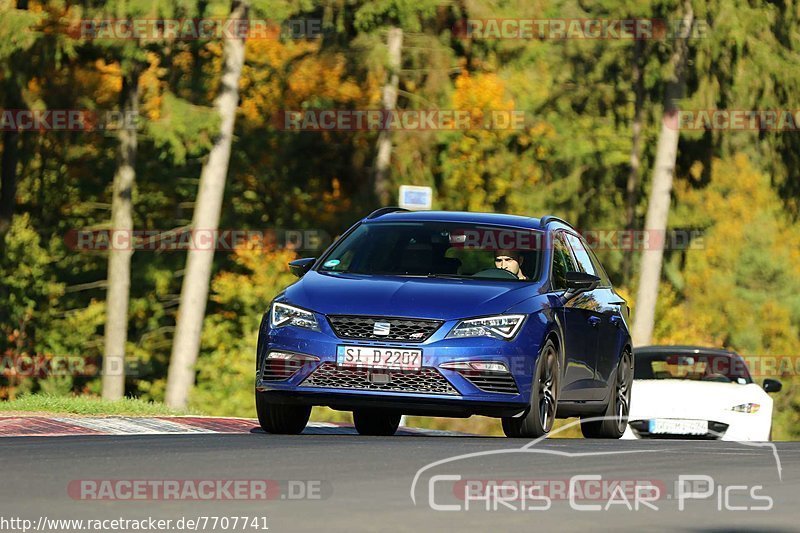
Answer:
0, 130, 19, 238
101, 69, 139, 399
165, 0, 248, 409
0, 0, 30, 238
372, 26, 403, 206
632, 3, 694, 347
622, 38, 645, 283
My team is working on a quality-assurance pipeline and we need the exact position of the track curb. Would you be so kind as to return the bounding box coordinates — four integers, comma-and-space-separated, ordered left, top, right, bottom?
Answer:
0, 415, 474, 437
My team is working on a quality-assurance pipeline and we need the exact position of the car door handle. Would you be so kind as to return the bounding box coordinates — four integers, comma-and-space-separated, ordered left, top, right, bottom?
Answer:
609, 315, 622, 327
588, 316, 601, 327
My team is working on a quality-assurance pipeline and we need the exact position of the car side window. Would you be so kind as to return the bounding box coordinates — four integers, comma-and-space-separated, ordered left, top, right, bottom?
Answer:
565, 233, 598, 277
584, 242, 612, 287
551, 233, 577, 290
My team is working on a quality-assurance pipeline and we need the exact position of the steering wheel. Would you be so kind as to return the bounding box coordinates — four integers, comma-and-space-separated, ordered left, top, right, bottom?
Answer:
472, 268, 519, 280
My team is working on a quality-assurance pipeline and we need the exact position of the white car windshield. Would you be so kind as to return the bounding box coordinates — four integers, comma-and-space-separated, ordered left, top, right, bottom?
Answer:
634, 353, 753, 384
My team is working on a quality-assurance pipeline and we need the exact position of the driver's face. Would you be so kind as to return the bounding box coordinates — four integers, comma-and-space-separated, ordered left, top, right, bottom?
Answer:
495, 255, 521, 276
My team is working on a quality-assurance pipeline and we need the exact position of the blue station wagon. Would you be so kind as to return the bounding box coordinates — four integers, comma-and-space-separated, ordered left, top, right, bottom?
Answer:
255, 208, 632, 438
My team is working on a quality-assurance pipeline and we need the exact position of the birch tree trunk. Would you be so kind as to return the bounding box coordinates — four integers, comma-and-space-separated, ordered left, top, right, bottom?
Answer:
373, 26, 403, 206
622, 38, 645, 284
165, 0, 248, 408
101, 70, 139, 399
632, 3, 694, 347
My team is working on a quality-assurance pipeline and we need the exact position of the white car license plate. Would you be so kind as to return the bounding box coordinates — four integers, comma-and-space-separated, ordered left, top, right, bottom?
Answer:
648, 418, 708, 435
336, 346, 422, 371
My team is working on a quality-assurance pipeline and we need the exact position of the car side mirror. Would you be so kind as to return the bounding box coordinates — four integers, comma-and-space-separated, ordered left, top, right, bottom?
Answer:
763, 378, 782, 393
289, 257, 316, 278
564, 271, 600, 298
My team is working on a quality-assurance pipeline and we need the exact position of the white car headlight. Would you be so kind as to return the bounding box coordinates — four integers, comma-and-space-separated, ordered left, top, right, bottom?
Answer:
730, 403, 761, 414
446, 314, 525, 340
270, 302, 320, 331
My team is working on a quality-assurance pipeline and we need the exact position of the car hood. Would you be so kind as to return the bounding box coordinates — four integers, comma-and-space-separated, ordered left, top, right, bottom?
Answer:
283, 271, 539, 320
629, 379, 770, 418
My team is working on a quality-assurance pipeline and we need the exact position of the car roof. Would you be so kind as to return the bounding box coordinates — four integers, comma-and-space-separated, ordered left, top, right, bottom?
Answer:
365, 209, 549, 230
635, 345, 740, 357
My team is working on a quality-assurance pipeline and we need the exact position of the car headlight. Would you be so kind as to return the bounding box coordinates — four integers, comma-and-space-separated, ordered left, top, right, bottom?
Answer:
270, 302, 320, 331
446, 314, 525, 340
730, 403, 761, 414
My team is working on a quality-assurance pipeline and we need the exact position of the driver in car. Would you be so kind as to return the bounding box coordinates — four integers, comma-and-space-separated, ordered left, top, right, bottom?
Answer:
494, 250, 527, 280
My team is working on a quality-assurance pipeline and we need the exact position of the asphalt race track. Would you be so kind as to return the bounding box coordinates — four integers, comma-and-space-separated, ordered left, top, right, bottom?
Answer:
3, 428, 799, 532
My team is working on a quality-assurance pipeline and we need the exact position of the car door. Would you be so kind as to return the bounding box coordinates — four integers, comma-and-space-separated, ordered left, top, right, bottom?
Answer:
565, 233, 626, 387
551, 232, 600, 401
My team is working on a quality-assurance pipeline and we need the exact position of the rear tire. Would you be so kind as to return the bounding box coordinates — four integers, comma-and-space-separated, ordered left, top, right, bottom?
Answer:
580, 349, 632, 439
502, 339, 560, 438
353, 409, 401, 436
255, 390, 311, 435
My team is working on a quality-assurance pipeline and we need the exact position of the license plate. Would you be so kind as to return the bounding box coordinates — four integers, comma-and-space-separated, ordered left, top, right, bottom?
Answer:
336, 346, 422, 371
648, 419, 708, 435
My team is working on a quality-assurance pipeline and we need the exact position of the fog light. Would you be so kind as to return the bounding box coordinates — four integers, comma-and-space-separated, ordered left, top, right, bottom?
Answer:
267, 351, 319, 362
470, 362, 508, 373
440, 361, 509, 373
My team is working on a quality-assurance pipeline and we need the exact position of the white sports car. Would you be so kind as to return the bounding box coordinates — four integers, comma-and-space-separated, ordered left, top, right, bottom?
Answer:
623, 346, 782, 441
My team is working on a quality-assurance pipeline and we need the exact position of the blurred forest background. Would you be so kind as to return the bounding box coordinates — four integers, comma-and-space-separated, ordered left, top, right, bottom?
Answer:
1, 0, 800, 438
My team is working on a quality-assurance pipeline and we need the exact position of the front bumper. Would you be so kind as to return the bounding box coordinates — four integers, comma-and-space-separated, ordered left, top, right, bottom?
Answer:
255, 312, 547, 417
624, 419, 730, 440
622, 412, 772, 441
256, 389, 529, 418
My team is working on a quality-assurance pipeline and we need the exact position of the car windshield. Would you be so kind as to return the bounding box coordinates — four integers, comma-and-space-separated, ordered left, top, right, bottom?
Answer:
317, 221, 543, 281
634, 353, 752, 384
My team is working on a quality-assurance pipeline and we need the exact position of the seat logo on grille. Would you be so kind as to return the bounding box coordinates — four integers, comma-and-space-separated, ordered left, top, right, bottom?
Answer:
373, 321, 391, 336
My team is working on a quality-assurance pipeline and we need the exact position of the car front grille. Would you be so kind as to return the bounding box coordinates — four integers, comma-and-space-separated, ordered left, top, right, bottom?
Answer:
327, 315, 443, 343
300, 363, 458, 395
457, 371, 519, 394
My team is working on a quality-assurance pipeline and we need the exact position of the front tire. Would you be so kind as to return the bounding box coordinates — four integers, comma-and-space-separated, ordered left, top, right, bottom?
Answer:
353, 409, 401, 436
255, 390, 311, 435
580, 349, 632, 439
502, 339, 560, 438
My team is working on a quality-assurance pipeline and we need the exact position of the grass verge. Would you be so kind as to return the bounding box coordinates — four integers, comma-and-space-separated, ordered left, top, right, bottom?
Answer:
0, 394, 196, 417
